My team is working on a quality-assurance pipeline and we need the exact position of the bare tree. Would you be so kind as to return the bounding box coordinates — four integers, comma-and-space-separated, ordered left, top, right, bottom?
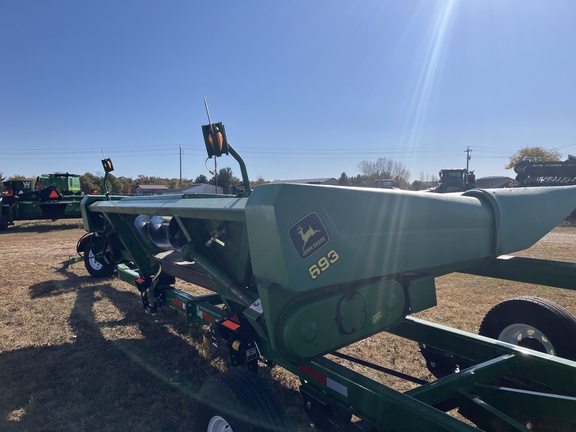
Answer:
357, 157, 411, 188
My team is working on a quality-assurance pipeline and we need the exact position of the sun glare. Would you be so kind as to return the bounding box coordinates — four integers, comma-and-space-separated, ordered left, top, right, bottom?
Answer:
405, 0, 457, 148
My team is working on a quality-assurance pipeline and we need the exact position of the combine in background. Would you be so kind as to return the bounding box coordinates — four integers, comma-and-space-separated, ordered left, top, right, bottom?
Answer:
514, 155, 576, 186
430, 168, 476, 193
0, 172, 84, 230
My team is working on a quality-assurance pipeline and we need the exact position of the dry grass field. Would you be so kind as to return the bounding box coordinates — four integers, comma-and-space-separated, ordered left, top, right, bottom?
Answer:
1, 219, 575, 431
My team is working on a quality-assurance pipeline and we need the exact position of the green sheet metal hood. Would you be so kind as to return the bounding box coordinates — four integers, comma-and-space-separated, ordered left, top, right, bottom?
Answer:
245, 184, 576, 293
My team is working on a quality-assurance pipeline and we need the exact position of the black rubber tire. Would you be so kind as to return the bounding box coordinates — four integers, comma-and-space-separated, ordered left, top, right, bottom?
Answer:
84, 239, 115, 278
0, 215, 8, 231
195, 369, 291, 432
479, 296, 576, 360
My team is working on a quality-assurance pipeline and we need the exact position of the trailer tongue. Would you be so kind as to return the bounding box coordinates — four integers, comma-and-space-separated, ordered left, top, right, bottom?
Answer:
77, 114, 576, 431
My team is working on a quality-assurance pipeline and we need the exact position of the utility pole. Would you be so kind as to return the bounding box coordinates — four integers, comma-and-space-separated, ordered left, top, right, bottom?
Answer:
465, 146, 472, 172
179, 145, 183, 193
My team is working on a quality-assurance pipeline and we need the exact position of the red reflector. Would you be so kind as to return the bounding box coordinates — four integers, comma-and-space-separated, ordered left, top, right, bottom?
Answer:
222, 320, 240, 331
202, 313, 215, 323
171, 299, 185, 309
48, 190, 60, 199
299, 365, 327, 385
135, 277, 145, 284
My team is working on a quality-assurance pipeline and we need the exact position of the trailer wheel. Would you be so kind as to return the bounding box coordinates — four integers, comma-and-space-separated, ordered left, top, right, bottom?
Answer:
479, 296, 576, 360
84, 240, 115, 278
195, 369, 291, 432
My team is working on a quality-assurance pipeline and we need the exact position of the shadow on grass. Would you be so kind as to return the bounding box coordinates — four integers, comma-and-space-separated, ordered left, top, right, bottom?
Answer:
0, 277, 215, 432
28, 273, 95, 299
1, 271, 309, 432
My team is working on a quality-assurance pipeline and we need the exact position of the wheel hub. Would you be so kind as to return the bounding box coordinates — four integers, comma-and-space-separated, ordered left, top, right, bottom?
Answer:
498, 323, 556, 356
88, 250, 104, 270
207, 415, 233, 432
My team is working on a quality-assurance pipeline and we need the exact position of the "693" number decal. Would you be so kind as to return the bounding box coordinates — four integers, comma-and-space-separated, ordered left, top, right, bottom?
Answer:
308, 250, 340, 280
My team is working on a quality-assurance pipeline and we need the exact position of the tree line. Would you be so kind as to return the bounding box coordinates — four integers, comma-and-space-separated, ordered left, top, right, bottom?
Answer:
80, 158, 430, 194
1, 159, 421, 194
80, 167, 242, 195
1, 146, 565, 194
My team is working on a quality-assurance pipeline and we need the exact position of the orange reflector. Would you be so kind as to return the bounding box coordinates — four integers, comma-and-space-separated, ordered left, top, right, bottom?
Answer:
48, 190, 61, 199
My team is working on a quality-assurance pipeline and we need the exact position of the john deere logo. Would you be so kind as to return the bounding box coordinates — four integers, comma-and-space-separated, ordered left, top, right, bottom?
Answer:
289, 213, 329, 260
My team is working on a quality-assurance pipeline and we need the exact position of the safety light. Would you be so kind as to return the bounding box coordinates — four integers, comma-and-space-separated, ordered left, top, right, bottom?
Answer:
101, 158, 114, 173
202, 122, 229, 157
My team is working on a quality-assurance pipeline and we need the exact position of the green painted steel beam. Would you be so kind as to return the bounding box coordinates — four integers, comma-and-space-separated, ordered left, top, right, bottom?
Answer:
293, 357, 482, 431
458, 392, 531, 432
463, 255, 576, 291
116, 264, 225, 324
117, 264, 139, 285
390, 316, 576, 395
285, 327, 576, 430
406, 355, 516, 405
475, 384, 576, 423
164, 289, 224, 325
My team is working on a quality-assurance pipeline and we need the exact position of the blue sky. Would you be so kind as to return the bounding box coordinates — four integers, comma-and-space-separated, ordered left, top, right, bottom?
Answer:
1, 1, 576, 183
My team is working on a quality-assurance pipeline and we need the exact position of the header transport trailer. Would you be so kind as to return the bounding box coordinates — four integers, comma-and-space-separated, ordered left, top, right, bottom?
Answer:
76, 117, 576, 431
0, 172, 83, 230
